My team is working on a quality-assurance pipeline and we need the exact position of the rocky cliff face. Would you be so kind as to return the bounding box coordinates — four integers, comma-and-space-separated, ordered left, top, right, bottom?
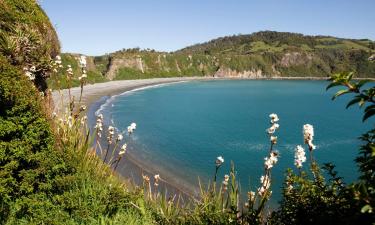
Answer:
214, 68, 265, 78
280, 52, 313, 67
106, 57, 146, 80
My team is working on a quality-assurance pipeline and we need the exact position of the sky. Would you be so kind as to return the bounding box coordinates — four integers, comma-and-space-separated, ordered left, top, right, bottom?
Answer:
40, 0, 375, 56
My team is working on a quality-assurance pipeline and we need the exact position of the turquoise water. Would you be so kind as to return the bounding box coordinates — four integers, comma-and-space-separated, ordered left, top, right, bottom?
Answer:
98, 80, 372, 204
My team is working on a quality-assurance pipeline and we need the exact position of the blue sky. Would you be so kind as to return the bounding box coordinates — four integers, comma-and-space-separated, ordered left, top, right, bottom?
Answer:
41, 0, 375, 56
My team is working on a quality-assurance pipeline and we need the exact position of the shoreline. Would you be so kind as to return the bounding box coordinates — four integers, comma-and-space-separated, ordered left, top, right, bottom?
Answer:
52, 77, 210, 201
50, 76, 368, 202
52, 76, 374, 109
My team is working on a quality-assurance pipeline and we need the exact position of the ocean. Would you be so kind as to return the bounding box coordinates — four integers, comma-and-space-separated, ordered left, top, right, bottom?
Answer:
95, 80, 372, 205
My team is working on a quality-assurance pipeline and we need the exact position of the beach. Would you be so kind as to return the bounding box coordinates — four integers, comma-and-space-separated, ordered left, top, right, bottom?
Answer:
52, 77, 212, 201
52, 77, 212, 111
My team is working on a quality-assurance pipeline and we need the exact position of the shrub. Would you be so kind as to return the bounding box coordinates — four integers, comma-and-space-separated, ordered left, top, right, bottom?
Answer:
0, 55, 67, 221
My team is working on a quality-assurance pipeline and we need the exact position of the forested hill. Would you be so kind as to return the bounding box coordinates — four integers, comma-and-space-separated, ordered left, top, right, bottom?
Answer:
49, 31, 375, 89
178, 31, 375, 55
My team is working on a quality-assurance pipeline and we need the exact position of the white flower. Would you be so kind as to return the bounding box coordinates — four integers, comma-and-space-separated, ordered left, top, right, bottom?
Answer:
224, 174, 229, 182
117, 134, 123, 141
119, 149, 125, 155
266, 123, 280, 134
260, 175, 270, 186
216, 156, 224, 166
258, 175, 271, 196
269, 113, 279, 123
66, 65, 73, 75
264, 157, 273, 169
30, 66, 36, 72
264, 151, 278, 169
127, 126, 134, 134
80, 105, 87, 111
98, 114, 104, 120
248, 191, 256, 201
154, 174, 160, 181
25, 71, 35, 80
119, 144, 127, 155
270, 135, 277, 144
52, 112, 57, 118
303, 124, 316, 150
79, 55, 87, 68
127, 123, 137, 134
294, 145, 306, 168
55, 55, 62, 65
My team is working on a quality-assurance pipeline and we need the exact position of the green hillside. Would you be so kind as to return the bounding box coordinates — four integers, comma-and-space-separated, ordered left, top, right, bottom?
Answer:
48, 31, 375, 88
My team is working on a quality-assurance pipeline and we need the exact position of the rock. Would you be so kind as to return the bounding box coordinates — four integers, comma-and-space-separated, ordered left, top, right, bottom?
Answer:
214, 67, 265, 78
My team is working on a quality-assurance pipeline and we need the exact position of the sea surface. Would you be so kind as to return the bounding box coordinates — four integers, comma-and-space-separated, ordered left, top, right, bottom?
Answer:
96, 80, 372, 205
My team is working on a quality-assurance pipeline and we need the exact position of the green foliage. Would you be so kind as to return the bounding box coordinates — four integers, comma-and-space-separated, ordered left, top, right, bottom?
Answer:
0, 0, 60, 91
0, 55, 64, 222
271, 165, 361, 225
272, 71, 375, 225
327, 72, 375, 217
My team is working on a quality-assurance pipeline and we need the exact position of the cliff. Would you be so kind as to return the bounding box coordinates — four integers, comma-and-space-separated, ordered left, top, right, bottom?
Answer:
48, 31, 375, 88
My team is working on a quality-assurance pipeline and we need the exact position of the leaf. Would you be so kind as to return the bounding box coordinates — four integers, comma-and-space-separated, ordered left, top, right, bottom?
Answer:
362, 108, 375, 122
326, 82, 342, 91
356, 79, 370, 89
346, 97, 362, 108
364, 105, 375, 112
359, 99, 366, 107
347, 72, 354, 80
332, 89, 350, 100
361, 204, 373, 213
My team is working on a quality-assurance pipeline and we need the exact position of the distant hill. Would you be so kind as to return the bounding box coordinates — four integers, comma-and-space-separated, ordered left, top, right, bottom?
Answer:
48, 31, 375, 88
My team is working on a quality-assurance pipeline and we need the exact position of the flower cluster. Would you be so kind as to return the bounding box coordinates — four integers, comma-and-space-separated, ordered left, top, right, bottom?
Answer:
258, 175, 271, 196
127, 122, 137, 134
216, 156, 224, 167
294, 145, 306, 168
79, 55, 87, 68
52, 55, 63, 73
95, 114, 104, 137
303, 124, 316, 150
119, 143, 127, 155
66, 65, 73, 77
222, 174, 230, 191
23, 66, 36, 80
78, 55, 87, 81
154, 174, 160, 187
267, 113, 280, 144
247, 191, 255, 202
107, 126, 115, 144
117, 134, 123, 142
264, 151, 279, 169
142, 175, 150, 183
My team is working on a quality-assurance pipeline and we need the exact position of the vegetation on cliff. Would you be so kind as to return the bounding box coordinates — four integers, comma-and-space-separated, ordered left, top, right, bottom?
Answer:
48, 31, 375, 89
